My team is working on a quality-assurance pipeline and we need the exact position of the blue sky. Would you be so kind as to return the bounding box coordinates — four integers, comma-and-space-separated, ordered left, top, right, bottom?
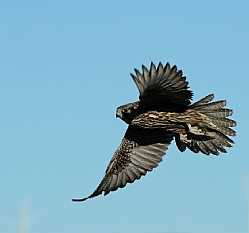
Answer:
0, 1, 249, 233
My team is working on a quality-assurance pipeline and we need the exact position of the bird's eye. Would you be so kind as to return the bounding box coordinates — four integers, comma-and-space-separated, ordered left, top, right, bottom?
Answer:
122, 109, 128, 113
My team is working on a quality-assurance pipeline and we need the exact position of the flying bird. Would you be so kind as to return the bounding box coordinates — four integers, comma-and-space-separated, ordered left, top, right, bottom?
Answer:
72, 62, 236, 202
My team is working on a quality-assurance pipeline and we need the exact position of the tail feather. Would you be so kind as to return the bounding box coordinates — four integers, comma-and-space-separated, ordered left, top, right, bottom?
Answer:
203, 109, 233, 118
191, 94, 214, 107
186, 132, 230, 155
211, 131, 234, 147
197, 141, 210, 155
213, 124, 236, 136
202, 140, 219, 155
182, 94, 236, 156
208, 116, 236, 127
210, 138, 227, 153
194, 100, 226, 110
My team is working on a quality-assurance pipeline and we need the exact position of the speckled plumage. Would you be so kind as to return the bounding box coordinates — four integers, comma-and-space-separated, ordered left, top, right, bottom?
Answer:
73, 62, 236, 202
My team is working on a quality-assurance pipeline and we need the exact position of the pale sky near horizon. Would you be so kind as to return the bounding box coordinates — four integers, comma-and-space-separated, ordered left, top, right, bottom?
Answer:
1, 1, 249, 233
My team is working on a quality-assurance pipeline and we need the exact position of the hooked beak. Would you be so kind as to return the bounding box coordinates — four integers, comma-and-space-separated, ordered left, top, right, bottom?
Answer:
116, 109, 122, 119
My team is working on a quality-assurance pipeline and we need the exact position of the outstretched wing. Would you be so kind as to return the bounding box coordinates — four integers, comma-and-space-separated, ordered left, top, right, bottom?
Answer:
72, 126, 174, 202
131, 62, 193, 107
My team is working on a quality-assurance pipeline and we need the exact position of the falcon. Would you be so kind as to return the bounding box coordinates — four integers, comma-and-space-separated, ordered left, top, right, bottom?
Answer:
72, 62, 236, 202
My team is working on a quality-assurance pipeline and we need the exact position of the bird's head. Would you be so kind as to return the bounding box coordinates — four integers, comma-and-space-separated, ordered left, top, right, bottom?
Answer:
116, 101, 140, 124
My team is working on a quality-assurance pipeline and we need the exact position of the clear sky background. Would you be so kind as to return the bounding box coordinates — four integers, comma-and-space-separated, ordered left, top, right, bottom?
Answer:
0, 1, 249, 233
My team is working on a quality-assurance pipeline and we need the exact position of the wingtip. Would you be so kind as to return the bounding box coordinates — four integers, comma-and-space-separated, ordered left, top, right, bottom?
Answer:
72, 197, 89, 202
150, 62, 156, 70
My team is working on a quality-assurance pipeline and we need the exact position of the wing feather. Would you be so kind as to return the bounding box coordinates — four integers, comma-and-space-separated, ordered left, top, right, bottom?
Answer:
131, 62, 193, 106
150, 62, 157, 83
109, 174, 118, 192
72, 126, 174, 202
142, 65, 150, 84
123, 168, 136, 183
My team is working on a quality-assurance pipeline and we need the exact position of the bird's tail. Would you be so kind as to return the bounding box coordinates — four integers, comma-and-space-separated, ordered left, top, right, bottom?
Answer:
175, 94, 237, 155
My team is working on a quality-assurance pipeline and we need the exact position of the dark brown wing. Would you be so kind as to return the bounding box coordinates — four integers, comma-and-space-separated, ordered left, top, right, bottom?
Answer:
131, 62, 193, 107
72, 126, 174, 202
